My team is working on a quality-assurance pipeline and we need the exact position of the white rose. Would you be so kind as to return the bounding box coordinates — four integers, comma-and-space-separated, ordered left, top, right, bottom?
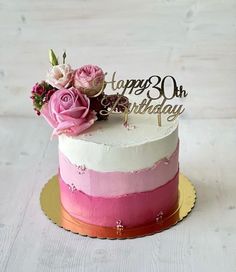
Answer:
46, 64, 74, 89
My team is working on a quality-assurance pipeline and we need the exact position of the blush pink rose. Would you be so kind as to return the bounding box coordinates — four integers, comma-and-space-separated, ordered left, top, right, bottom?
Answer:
41, 87, 97, 136
74, 65, 105, 97
46, 64, 74, 89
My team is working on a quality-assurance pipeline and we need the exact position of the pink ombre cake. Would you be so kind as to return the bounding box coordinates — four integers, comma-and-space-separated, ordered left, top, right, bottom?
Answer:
58, 114, 179, 228
30, 52, 186, 231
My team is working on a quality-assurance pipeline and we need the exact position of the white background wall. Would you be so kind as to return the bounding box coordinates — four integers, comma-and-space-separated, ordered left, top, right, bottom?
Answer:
0, 1, 236, 272
0, 0, 235, 119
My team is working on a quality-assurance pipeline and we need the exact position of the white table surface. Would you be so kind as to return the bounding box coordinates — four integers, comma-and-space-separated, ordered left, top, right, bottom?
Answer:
0, 118, 235, 272
0, 0, 236, 271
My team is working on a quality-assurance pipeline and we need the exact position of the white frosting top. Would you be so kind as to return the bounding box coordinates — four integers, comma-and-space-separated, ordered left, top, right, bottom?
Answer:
59, 114, 178, 172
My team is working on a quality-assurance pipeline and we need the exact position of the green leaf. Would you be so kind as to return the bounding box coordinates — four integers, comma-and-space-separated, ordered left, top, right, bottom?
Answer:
49, 49, 59, 66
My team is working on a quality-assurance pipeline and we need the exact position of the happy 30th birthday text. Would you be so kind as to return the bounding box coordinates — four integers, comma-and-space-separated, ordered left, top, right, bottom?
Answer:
100, 72, 188, 122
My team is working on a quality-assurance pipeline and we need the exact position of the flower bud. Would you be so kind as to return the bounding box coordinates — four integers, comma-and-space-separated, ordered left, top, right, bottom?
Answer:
49, 49, 59, 66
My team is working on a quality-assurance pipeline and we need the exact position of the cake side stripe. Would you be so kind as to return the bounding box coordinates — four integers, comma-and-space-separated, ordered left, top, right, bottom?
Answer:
59, 171, 179, 228
59, 143, 179, 197
58, 125, 178, 172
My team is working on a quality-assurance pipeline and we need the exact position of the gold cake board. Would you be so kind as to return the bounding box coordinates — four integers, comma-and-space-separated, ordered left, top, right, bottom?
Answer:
40, 173, 196, 239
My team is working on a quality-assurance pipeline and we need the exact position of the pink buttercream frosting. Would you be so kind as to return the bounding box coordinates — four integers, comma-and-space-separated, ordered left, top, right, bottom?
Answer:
59, 143, 179, 197
59, 171, 179, 227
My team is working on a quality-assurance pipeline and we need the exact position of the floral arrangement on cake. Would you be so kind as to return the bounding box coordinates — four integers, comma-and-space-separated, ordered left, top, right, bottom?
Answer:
30, 50, 128, 136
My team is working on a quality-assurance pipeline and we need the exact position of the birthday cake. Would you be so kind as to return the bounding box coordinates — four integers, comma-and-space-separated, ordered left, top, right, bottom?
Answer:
58, 114, 179, 228
31, 50, 186, 230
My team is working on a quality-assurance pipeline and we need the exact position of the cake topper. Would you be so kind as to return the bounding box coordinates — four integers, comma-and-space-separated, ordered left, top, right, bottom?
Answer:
30, 50, 188, 137
97, 72, 188, 126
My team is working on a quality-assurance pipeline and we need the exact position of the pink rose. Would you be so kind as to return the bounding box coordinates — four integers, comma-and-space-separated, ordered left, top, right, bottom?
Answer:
74, 65, 105, 97
46, 64, 74, 89
41, 87, 97, 136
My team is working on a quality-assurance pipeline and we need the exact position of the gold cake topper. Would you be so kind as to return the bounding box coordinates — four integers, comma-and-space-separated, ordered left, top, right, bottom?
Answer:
91, 72, 188, 126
